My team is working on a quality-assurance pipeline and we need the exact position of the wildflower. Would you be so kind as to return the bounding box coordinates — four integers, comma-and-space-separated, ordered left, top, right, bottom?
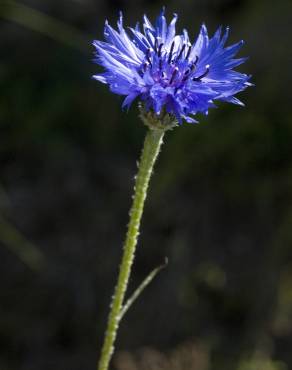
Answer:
94, 10, 253, 370
93, 9, 251, 124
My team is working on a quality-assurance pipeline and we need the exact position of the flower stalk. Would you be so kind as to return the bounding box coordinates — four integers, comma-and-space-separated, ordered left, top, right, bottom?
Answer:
97, 127, 165, 370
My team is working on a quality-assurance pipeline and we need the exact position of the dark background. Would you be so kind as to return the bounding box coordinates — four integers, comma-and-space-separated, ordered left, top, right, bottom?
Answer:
1, 0, 292, 369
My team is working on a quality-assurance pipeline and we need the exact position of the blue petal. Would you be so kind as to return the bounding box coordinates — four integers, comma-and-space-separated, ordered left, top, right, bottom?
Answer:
165, 13, 178, 47
155, 8, 167, 42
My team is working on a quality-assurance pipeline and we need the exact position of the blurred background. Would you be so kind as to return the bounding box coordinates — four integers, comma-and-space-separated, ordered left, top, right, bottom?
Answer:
0, 0, 292, 369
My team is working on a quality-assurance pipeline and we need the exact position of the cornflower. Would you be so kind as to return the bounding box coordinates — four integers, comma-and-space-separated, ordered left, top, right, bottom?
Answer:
93, 8, 251, 124
93, 9, 251, 370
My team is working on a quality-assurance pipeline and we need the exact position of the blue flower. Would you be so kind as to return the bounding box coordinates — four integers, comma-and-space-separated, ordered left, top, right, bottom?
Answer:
93, 9, 252, 124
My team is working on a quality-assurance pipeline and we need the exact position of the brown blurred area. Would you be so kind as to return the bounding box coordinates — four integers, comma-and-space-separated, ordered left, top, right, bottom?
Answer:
0, 0, 292, 369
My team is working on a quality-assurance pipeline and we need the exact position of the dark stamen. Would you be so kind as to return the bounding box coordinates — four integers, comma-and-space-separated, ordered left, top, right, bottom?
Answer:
158, 43, 163, 57
177, 44, 186, 61
185, 45, 192, 60
182, 69, 191, 82
168, 41, 175, 64
181, 56, 200, 82
154, 38, 158, 52
146, 48, 152, 66
182, 66, 191, 80
159, 59, 162, 70
189, 57, 198, 73
182, 72, 190, 83
143, 61, 150, 72
190, 64, 196, 72
193, 64, 210, 81
169, 67, 178, 84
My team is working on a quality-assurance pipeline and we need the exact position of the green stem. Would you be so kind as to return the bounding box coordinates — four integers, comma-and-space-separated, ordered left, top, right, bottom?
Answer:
97, 128, 165, 370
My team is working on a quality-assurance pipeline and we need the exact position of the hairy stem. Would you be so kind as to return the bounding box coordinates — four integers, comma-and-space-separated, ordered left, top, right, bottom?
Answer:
97, 128, 165, 370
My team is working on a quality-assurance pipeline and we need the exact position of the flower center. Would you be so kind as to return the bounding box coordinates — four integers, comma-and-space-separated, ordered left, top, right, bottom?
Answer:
140, 37, 210, 88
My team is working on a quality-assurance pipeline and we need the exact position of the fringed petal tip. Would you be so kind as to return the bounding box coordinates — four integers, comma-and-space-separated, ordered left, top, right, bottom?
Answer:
92, 74, 107, 83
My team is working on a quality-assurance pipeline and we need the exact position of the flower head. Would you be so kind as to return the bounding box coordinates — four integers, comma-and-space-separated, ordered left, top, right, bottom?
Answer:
93, 9, 251, 124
